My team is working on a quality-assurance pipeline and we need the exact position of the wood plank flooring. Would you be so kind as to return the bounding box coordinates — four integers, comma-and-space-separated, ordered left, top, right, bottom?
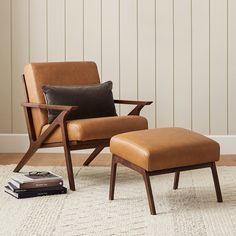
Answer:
0, 153, 236, 166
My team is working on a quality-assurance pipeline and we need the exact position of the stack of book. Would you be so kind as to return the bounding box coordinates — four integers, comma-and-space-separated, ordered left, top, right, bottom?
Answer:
5, 171, 67, 199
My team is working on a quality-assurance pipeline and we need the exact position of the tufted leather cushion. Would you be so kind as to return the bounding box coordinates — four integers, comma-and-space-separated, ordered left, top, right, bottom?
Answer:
110, 128, 220, 171
24, 61, 100, 137
41, 115, 148, 143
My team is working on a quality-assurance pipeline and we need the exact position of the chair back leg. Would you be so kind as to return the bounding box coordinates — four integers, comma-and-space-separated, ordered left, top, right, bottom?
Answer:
83, 146, 105, 166
173, 171, 180, 190
211, 162, 223, 202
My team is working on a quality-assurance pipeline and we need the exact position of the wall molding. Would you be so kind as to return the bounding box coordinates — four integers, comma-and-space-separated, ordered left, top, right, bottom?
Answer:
0, 133, 235, 154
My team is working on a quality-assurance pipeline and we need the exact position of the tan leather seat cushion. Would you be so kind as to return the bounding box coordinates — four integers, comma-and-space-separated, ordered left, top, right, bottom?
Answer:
41, 116, 148, 143
110, 128, 220, 171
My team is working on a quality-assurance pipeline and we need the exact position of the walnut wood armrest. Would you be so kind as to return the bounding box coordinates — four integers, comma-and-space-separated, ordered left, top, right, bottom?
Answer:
22, 102, 79, 111
114, 99, 153, 115
114, 99, 152, 106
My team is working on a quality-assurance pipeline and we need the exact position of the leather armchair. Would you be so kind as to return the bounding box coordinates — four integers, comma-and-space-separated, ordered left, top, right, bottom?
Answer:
14, 61, 152, 190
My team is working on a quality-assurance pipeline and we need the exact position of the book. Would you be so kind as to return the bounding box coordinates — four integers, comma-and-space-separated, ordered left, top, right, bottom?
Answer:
4, 186, 67, 199
10, 171, 63, 189
9, 179, 63, 189
7, 182, 64, 193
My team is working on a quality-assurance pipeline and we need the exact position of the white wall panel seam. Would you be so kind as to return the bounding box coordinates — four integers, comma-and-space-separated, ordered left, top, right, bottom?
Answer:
46, 0, 48, 62
64, 0, 66, 61
154, 0, 157, 128
136, 0, 139, 100
190, 0, 193, 130
209, 0, 211, 134
226, 0, 229, 135
172, 0, 175, 127
10, 0, 13, 133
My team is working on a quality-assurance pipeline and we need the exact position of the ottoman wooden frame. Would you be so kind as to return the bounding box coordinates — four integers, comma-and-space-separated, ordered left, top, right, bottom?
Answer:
109, 154, 223, 215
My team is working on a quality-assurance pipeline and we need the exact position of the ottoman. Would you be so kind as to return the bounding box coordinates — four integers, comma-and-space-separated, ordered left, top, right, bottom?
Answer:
109, 128, 223, 215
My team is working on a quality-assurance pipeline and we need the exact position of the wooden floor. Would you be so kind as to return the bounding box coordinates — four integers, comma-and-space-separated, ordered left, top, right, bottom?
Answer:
0, 153, 236, 166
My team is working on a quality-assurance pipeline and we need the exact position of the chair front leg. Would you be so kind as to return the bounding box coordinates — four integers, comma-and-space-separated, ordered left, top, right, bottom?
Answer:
142, 170, 156, 215
13, 144, 38, 172
60, 120, 75, 191
109, 155, 118, 200
63, 141, 75, 191
14, 116, 62, 172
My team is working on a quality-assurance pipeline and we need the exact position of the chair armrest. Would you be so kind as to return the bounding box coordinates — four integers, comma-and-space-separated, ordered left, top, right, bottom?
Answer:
22, 102, 79, 111
114, 99, 153, 116
114, 99, 153, 106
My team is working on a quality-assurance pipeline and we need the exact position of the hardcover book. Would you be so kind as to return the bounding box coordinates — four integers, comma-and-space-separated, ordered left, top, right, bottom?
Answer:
10, 171, 63, 189
5, 186, 67, 199
7, 182, 64, 193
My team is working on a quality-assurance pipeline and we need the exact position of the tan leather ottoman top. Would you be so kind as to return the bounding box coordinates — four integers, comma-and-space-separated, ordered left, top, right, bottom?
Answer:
110, 128, 220, 171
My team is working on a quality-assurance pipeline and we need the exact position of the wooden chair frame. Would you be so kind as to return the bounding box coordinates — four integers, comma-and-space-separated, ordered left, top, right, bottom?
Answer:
109, 155, 223, 215
14, 75, 152, 191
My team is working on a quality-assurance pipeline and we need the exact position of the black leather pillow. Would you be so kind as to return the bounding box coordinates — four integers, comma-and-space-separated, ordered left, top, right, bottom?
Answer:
42, 81, 117, 123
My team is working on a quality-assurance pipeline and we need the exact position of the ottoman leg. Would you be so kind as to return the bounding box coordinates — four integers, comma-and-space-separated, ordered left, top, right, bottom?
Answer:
173, 171, 180, 190
109, 155, 118, 200
142, 171, 156, 215
211, 162, 223, 202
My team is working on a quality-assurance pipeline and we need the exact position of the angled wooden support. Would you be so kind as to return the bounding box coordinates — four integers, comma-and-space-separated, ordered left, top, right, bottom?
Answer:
13, 144, 38, 173
83, 146, 105, 166
14, 98, 79, 191
13, 113, 64, 172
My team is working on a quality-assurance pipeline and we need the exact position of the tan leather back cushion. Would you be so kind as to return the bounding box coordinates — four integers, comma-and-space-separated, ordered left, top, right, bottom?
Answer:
24, 61, 100, 137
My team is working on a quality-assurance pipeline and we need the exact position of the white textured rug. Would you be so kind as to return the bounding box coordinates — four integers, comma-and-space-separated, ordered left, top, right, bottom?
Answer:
0, 165, 236, 235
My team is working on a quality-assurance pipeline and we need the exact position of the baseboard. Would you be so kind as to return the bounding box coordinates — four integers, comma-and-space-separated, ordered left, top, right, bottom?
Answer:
0, 134, 105, 154
0, 133, 235, 154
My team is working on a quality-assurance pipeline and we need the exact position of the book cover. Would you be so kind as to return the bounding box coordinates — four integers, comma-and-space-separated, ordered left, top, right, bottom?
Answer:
11, 171, 62, 184
5, 186, 67, 199
7, 182, 65, 193
9, 179, 63, 189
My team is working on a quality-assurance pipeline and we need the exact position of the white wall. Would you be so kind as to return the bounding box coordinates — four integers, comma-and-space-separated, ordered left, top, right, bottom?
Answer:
0, 0, 236, 136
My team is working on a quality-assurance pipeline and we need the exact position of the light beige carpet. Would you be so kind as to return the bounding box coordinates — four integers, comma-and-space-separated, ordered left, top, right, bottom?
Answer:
0, 165, 235, 236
